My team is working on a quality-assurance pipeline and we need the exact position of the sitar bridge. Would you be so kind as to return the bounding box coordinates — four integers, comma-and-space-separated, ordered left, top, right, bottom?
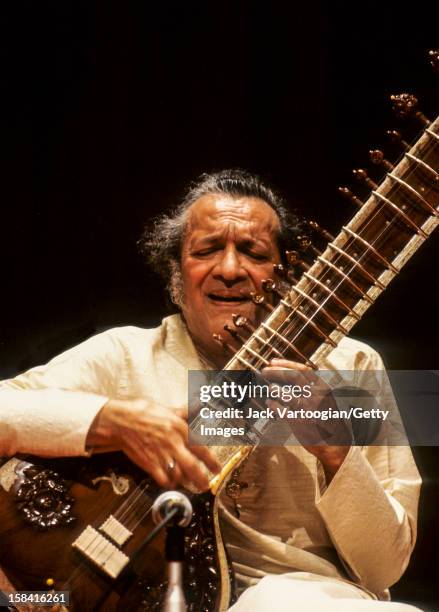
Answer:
100, 514, 133, 546
72, 524, 130, 579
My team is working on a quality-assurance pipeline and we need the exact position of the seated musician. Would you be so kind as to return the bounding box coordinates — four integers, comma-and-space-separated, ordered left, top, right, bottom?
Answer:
0, 169, 421, 611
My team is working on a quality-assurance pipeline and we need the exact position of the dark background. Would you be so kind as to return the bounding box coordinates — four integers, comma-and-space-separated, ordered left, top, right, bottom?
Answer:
1, 1, 438, 608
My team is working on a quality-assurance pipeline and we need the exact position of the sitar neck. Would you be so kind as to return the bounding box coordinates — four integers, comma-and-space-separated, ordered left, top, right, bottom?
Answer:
205, 112, 438, 488
226, 115, 439, 371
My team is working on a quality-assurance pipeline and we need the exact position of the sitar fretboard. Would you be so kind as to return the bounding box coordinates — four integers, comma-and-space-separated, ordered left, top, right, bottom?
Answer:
227, 116, 439, 372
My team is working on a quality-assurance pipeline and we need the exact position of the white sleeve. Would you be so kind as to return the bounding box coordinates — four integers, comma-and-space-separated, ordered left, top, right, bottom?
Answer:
316, 444, 420, 594
316, 347, 421, 594
0, 330, 127, 457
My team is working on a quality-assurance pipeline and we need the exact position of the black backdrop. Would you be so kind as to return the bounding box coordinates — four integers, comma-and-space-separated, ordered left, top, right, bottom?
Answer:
2, 1, 438, 606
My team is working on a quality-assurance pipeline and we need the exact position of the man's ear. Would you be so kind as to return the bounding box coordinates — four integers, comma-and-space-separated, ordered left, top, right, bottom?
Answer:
169, 260, 184, 308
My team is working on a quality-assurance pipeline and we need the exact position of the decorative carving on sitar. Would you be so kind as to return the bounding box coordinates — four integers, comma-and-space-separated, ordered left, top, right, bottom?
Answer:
14, 465, 76, 530
91, 471, 130, 495
1, 453, 235, 611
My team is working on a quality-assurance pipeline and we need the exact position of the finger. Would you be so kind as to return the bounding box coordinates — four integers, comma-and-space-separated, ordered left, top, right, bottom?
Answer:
129, 448, 172, 488
175, 406, 188, 420
149, 464, 172, 489
264, 359, 330, 392
267, 358, 311, 371
173, 444, 210, 491
189, 443, 221, 474
262, 367, 307, 386
124, 436, 173, 488
262, 358, 320, 384
263, 362, 324, 393
168, 412, 189, 439
186, 427, 221, 473
146, 404, 189, 437
162, 455, 184, 488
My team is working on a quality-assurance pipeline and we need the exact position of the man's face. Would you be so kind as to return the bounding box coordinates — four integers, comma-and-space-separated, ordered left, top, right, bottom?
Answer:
179, 194, 281, 365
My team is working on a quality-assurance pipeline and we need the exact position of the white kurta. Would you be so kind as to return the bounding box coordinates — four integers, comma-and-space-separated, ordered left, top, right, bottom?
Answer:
0, 315, 421, 610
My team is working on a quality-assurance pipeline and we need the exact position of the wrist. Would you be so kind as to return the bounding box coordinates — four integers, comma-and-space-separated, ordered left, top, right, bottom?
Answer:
315, 446, 350, 482
86, 398, 126, 451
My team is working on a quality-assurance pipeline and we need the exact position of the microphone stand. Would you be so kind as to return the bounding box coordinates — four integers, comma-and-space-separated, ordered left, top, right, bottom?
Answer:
153, 491, 193, 612
124, 491, 193, 611
162, 522, 187, 612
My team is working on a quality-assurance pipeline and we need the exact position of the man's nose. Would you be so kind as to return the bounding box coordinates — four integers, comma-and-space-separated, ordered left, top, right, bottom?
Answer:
212, 247, 247, 285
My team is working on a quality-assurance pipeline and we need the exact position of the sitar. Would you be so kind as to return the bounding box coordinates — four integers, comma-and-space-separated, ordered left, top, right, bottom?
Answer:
0, 51, 438, 611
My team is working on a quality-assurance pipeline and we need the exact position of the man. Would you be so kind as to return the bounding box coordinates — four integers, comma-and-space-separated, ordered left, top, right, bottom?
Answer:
0, 169, 421, 610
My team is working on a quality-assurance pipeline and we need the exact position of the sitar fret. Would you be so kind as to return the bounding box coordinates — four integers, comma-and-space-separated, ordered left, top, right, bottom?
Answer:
387, 174, 439, 218
341, 226, 399, 274
303, 271, 361, 320
372, 191, 429, 238
327, 242, 387, 290
405, 152, 439, 181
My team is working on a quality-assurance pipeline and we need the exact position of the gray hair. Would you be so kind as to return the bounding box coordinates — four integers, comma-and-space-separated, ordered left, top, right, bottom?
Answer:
138, 169, 302, 306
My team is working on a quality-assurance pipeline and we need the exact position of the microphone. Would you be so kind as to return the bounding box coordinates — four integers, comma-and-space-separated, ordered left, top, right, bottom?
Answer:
151, 491, 193, 528
151, 492, 193, 612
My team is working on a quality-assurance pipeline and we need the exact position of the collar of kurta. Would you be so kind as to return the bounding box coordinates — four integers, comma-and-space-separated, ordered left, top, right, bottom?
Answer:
161, 313, 207, 370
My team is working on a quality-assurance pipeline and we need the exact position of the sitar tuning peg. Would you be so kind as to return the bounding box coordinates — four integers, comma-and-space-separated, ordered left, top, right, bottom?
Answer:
276, 262, 300, 284
307, 220, 335, 243
296, 235, 312, 252
390, 93, 430, 127
386, 129, 410, 151
273, 263, 288, 279
232, 313, 255, 333
223, 323, 245, 344
212, 333, 234, 354
428, 48, 439, 74
274, 263, 297, 290
261, 278, 286, 299
369, 149, 395, 172
250, 292, 274, 312
352, 168, 379, 190
338, 186, 364, 209
285, 250, 310, 271
295, 235, 321, 258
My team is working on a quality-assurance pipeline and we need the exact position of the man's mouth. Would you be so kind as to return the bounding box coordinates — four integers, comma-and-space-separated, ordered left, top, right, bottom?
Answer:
207, 293, 250, 304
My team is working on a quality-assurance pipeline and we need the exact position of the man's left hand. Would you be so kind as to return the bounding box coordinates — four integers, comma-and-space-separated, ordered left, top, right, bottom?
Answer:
262, 358, 351, 483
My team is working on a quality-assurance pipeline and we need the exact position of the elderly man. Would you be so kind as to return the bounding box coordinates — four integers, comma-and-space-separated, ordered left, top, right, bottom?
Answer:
0, 169, 421, 611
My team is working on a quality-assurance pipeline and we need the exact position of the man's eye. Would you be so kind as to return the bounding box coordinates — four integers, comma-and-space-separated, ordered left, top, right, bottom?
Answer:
247, 252, 268, 261
193, 248, 217, 257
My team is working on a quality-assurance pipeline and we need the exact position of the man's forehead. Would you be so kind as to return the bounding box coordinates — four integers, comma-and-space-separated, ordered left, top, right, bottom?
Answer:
185, 194, 280, 235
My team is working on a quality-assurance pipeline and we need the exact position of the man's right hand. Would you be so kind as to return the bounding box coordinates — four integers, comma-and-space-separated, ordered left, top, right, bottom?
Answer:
86, 398, 221, 491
